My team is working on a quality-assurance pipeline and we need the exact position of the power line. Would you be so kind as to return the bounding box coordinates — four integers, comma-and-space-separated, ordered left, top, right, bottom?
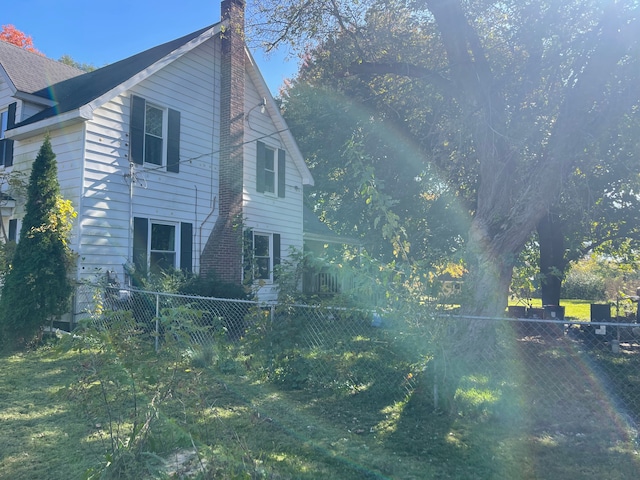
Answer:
123, 128, 291, 176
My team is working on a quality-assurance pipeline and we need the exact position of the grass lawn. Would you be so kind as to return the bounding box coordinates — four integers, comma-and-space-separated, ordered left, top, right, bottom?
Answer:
509, 298, 607, 321
0, 346, 104, 478
2, 307, 640, 479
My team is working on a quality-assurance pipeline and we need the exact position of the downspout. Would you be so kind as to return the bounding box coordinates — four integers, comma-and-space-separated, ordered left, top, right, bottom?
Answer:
76, 123, 88, 283
127, 140, 134, 287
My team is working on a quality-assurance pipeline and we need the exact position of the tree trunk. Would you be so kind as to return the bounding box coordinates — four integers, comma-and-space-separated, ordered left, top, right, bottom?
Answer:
537, 211, 565, 306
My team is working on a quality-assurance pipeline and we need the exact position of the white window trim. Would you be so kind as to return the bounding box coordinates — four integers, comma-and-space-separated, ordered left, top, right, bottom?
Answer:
143, 103, 167, 167
148, 220, 180, 273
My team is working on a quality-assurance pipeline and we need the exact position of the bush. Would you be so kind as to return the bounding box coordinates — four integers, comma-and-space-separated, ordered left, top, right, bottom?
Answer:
562, 266, 606, 300
178, 274, 249, 300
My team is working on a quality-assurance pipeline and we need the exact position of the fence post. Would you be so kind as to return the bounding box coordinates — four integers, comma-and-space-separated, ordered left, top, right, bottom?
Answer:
155, 292, 160, 352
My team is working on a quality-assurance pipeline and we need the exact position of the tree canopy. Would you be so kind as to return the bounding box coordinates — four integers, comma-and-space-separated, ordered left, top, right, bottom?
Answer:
254, 0, 640, 317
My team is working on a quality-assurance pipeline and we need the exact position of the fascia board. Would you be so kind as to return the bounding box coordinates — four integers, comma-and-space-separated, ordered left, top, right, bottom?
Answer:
5, 108, 91, 140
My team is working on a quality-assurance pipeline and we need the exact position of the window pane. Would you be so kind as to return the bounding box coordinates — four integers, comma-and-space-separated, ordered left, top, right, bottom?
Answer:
151, 224, 175, 250
264, 172, 275, 193
264, 150, 274, 170
264, 148, 275, 193
150, 252, 176, 275
254, 234, 269, 256
256, 257, 270, 279
145, 105, 163, 136
145, 134, 163, 165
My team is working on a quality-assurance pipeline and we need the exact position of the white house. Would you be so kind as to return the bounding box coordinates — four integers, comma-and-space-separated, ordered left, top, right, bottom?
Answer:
0, 0, 313, 302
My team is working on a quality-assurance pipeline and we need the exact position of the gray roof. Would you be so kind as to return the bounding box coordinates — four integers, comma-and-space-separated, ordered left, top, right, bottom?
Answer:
303, 205, 360, 245
1, 25, 214, 129
0, 40, 84, 94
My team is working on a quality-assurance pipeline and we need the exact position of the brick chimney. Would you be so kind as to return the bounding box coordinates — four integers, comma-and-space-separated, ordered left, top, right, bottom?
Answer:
201, 0, 246, 284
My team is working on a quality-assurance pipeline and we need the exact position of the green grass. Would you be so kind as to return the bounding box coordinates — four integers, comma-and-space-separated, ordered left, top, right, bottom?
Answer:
509, 298, 601, 321
0, 346, 103, 478
2, 321, 640, 479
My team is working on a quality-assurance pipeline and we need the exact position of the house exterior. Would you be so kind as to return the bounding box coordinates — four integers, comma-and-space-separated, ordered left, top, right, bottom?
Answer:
0, 0, 313, 303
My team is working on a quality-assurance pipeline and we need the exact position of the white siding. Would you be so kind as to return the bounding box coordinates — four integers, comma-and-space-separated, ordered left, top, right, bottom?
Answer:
5, 125, 86, 267
78, 38, 222, 283
242, 72, 305, 301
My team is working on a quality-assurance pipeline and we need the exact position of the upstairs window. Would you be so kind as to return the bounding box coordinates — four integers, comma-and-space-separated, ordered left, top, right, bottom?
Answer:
256, 141, 286, 197
144, 104, 164, 165
130, 95, 181, 172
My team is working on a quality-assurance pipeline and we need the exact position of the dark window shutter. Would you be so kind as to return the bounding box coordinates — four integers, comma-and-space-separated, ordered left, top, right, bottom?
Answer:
1, 103, 16, 167
243, 228, 254, 282
167, 108, 180, 173
256, 141, 266, 193
133, 217, 148, 276
8, 219, 17, 242
4, 139, 13, 167
130, 96, 145, 165
277, 150, 285, 198
0, 139, 12, 167
7, 102, 16, 129
273, 233, 281, 272
180, 222, 192, 272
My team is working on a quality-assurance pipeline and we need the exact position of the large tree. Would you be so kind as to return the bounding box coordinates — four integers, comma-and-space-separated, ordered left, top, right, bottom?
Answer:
252, 0, 640, 321
537, 106, 640, 305
0, 137, 75, 347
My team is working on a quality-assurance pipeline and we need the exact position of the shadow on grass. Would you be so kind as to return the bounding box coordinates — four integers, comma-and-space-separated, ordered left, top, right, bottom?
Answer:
243, 323, 640, 479
0, 345, 105, 479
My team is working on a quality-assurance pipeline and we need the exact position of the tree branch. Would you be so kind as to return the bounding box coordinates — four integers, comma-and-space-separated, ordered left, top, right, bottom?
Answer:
347, 61, 453, 94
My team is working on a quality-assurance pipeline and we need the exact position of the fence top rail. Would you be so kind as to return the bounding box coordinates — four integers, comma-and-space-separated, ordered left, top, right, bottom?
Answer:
438, 313, 639, 328
79, 283, 261, 306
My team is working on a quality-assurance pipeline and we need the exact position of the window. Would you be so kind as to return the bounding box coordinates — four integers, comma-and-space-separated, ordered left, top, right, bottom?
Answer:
8, 219, 17, 242
133, 218, 192, 280
150, 223, 176, 274
253, 233, 271, 280
256, 141, 285, 197
144, 104, 164, 165
0, 103, 16, 167
245, 230, 281, 282
130, 95, 181, 172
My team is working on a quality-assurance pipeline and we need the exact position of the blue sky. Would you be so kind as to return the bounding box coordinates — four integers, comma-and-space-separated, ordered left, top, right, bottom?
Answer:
2, 0, 299, 96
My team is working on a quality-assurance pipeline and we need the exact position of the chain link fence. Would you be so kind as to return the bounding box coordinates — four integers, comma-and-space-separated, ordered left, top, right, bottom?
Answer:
72, 283, 640, 430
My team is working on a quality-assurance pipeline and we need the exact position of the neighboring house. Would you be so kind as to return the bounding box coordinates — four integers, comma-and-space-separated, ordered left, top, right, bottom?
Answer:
0, 0, 313, 304
302, 205, 361, 296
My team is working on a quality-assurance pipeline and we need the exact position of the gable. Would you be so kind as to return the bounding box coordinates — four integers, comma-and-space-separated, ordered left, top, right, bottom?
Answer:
4, 23, 223, 140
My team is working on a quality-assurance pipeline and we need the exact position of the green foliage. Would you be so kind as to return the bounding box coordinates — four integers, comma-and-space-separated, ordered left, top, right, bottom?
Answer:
178, 272, 250, 300
267, 0, 640, 319
134, 268, 250, 300
57, 54, 96, 72
61, 310, 194, 479
0, 137, 76, 348
562, 259, 607, 301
